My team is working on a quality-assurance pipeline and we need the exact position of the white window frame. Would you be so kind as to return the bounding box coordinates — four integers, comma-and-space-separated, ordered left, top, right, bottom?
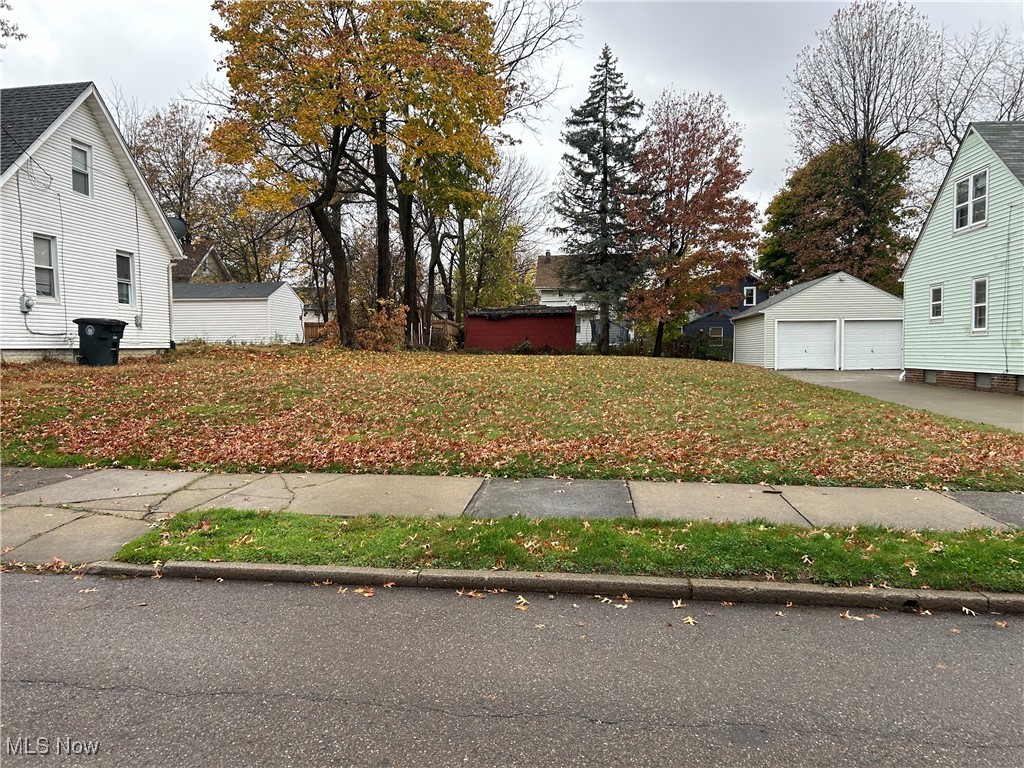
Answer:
709, 326, 724, 346
953, 168, 987, 231
72, 141, 92, 196
972, 276, 988, 333
743, 286, 756, 306
929, 284, 943, 321
116, 251, 134, 305
33, 234, 58, 299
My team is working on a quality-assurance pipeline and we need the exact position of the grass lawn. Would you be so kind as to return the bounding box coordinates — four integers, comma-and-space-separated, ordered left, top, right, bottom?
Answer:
2, 344, 1022, 490
116, 509, 1024, 593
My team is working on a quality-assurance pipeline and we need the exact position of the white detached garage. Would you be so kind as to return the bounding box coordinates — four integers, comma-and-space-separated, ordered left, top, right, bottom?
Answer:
732, 272, 903, 370
172, 282, 303, 345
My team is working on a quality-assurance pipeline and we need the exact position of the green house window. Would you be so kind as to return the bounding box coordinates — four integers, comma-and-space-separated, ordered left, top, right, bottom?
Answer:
954, 170, 986, 230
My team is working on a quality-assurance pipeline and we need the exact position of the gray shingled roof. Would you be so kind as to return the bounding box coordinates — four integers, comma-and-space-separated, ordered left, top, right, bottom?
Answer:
972, 122, 1024, 184
1, 82, 92, 175
731, 273, 835, 321
173, 282, 287, 300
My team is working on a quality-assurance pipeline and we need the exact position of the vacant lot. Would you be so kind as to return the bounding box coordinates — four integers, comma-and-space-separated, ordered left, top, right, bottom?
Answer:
3, 345, 1022, 490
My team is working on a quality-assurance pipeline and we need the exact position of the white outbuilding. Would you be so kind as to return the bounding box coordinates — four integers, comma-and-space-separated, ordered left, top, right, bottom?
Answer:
172, 282, 304, 345
731, 272, 903, 370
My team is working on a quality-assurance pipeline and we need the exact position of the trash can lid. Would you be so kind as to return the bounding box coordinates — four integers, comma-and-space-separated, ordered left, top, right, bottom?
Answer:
73, 318, 129, 327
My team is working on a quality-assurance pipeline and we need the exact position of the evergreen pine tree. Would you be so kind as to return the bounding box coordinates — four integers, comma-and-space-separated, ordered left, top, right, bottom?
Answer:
551, 45, 643, 353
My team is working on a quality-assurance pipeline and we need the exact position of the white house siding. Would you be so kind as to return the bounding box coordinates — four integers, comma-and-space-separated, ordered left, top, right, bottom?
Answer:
761, 275, 903, 369
1, 99, 174, 356
173, 299, 273, 344
733, 314, 765, 366
903, 130, 1024, 375
266, 286, 304, 343
538, 287, 597, 345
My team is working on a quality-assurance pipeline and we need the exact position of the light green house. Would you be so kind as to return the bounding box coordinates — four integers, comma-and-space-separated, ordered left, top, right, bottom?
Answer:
901, 122, 1024, 395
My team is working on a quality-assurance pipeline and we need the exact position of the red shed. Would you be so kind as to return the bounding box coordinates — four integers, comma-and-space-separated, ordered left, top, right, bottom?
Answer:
464, 306, 576, 353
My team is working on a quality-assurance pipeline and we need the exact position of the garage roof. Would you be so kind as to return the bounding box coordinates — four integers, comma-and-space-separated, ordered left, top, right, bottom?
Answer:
173, 282, 287, 300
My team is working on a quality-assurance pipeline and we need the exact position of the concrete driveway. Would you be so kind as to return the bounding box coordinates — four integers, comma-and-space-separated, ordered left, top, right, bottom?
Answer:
780, 370, 1023, 432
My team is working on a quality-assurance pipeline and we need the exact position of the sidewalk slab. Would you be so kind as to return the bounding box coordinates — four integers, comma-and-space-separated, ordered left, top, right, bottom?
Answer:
287, 475, 482, 517
151, 488, 243, 516
74, 494, 167, 518
630, 482, 805, 525
1, 515, 151, 564
780, 487, 999, 530
187, 474, 265, 491
464, 478, 633, 519
0, 469, 205, 508
1, 507, 89, 549
946, 491, 1023, 529
207, 474, 293, 511
1, 467, 95, 497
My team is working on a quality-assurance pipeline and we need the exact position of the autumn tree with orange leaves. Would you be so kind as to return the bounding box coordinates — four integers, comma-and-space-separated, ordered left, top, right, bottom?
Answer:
624, 91, 757, 358
209, 0, 506, 347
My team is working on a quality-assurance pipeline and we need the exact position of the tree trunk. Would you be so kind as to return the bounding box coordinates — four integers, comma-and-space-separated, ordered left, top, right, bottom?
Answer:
309, 202, 355, 348
597, 302, 611, 355
455, 217, 468, 323
397, 185, 419, 345
651, 320, 665, 357
372, 117, 391, 302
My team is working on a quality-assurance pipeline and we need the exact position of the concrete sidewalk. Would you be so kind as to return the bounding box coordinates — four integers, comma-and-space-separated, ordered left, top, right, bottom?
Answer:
1, 466, 1021, 565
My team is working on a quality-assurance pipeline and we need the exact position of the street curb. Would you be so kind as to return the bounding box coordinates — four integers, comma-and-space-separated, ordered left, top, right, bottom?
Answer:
79, 560, 1024, 614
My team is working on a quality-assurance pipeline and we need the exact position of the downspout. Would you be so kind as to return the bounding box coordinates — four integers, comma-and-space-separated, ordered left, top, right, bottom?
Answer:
167, 262, 175, 350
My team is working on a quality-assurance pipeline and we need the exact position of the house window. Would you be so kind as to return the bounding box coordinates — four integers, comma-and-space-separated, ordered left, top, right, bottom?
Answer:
972, 277, 987, 332
930, 285, 943, 320
116, 252, 134, 304
72, 142, 91, 195
710, 327, 724, 346
33, 235, 57, 298
743, 286, 756, 306
954, 170, 986, 230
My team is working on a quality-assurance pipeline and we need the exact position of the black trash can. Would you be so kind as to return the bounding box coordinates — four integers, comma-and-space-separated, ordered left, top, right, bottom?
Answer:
74, 318, 128, 366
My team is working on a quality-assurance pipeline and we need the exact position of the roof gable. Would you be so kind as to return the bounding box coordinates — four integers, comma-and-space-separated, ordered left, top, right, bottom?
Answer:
0, 82, 183, 262
902, 121, 1023, 280
173, 282, 288, 300
0, 82, 91, 175
732, 271, 899, 321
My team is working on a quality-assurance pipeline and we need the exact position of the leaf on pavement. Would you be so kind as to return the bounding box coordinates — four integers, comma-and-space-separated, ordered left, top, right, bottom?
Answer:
672, 600, 686, 609
681, 616, 698, 625
839, 610, 864, 621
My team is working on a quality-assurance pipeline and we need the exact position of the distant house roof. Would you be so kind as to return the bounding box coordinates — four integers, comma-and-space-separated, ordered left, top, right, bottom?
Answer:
173, 282, 288, 300
731, 273, 834, 321
172, 243, 229, 283
0, 82, 91, 175
535, 252, 581, 290
972, 121, 1024, 184
466, 305, 575, 320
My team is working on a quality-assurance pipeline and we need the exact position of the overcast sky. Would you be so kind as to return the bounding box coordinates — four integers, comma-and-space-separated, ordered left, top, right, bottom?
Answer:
3, 0, 1021, 240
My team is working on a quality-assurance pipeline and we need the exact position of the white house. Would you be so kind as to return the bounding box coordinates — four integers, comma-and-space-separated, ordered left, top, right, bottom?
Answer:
901, 122, 1024, 395
172, 282, 304, 345
1, 82, 182, 361
732, 271, 904, 370
535, 251, 629, 346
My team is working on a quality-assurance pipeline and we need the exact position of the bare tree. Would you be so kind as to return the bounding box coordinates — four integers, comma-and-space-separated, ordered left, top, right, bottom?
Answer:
789, 0, 940, 162
0, 0, 26, 48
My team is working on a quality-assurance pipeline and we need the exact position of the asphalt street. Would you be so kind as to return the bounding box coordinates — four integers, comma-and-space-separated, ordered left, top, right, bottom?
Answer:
1, 574, 1021, 768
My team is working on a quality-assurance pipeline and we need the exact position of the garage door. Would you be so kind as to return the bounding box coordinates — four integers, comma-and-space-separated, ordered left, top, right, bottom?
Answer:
776, 320, 836, 369
843, 320, 902, 370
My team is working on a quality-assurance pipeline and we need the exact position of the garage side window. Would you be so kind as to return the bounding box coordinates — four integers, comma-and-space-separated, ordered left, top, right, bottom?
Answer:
930, 285, 942, 320
33, 235, 57, 298
972, 277, 987, 332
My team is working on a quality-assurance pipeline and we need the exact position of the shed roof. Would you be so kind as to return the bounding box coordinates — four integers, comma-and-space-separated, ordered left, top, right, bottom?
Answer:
173, 282, 287, 300
0, 82, 91, 175
467, 305, 575, 320
972, 121, 1024, 184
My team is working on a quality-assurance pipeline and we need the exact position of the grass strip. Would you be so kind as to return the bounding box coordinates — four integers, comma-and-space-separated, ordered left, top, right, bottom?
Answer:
115, 509, 1024, 593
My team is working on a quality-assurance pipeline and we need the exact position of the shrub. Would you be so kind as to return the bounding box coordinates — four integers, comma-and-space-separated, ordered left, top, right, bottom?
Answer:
355, 300, 408, 352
